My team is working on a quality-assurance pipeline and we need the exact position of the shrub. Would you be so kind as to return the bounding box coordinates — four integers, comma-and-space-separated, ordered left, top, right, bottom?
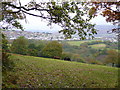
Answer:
71, 54, 85, 63
61, 52, 72, 60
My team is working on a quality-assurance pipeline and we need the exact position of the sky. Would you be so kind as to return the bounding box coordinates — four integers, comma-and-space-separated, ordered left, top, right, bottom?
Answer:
18, 0, 114, 33
19, 14, 113, 32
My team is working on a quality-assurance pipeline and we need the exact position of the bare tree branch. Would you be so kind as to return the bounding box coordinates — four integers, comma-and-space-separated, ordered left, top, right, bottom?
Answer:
21, 9, 56, 19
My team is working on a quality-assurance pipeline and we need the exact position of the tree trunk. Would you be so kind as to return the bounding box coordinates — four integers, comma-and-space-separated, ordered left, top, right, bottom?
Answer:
112, 63, 114, 67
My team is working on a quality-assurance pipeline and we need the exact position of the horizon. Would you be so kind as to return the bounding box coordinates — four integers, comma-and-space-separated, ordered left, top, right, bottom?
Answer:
18, 9, 114, 33
14, 24, 117, 33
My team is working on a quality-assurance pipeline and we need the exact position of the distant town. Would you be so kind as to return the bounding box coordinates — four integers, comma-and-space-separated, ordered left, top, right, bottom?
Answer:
2, 30, 118, 42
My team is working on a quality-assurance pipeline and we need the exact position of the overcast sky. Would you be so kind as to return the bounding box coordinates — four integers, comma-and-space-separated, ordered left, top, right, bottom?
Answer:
18, 0, 113, 32
19, 14, 113, 32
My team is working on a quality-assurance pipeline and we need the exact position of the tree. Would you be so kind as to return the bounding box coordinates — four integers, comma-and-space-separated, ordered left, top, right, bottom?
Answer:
105, 50, 119, 67
36, 43, 46, 51
2, 33, 9, 52
28, 43, 36, 49
27, 43, 38, 56
72, 54, 85, 63
11, 36, 28, 55
1, 1, 98, 39
61, 52, 72, 60
1, 1, 120, 39
27, 49, 38, 56
90, 1, 120, 34
1, 33, 14, 71
40, 41, 62, 58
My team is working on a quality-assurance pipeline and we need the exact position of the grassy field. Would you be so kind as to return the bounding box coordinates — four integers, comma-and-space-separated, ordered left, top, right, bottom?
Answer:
3, 54, 119, 88
90, 44, 106, 49
67, 40, 100, 46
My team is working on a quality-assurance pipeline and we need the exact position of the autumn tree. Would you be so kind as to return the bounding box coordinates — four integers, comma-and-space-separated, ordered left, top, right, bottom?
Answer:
105, 50, 119, 67
90, 1, 120, 33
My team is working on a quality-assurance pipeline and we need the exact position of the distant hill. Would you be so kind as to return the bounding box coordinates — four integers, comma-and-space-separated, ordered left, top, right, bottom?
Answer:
52, 25, 117, 38
94, 25, 117, 37
95, 25, 117, 31
2, 25, 117, 40
22, 25, 117, 33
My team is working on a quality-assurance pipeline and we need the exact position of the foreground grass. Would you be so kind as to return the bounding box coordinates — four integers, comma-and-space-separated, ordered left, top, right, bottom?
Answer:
3, 54, 119, 88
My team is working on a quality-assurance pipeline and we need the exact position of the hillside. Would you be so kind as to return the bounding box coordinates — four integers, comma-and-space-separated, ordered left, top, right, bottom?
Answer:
67, 40, 99, 46
3, 54, 118, 88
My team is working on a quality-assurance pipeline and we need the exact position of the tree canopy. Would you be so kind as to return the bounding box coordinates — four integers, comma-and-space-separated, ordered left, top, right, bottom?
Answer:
40, 41, 62, 58
90, 1, 120, 34
11, 36, 28, 55
1, 0, 120, 39
105, 49, 119, 67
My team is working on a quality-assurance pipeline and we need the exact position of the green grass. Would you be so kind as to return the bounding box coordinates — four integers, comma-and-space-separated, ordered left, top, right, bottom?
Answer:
67, 40, 100, 46
90, 44, 106, 49
3, 54, 119, 88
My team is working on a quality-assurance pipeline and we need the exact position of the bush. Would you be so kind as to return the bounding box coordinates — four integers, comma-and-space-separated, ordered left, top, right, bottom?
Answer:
71, 54, 85, 63
61, 52, 72, 60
